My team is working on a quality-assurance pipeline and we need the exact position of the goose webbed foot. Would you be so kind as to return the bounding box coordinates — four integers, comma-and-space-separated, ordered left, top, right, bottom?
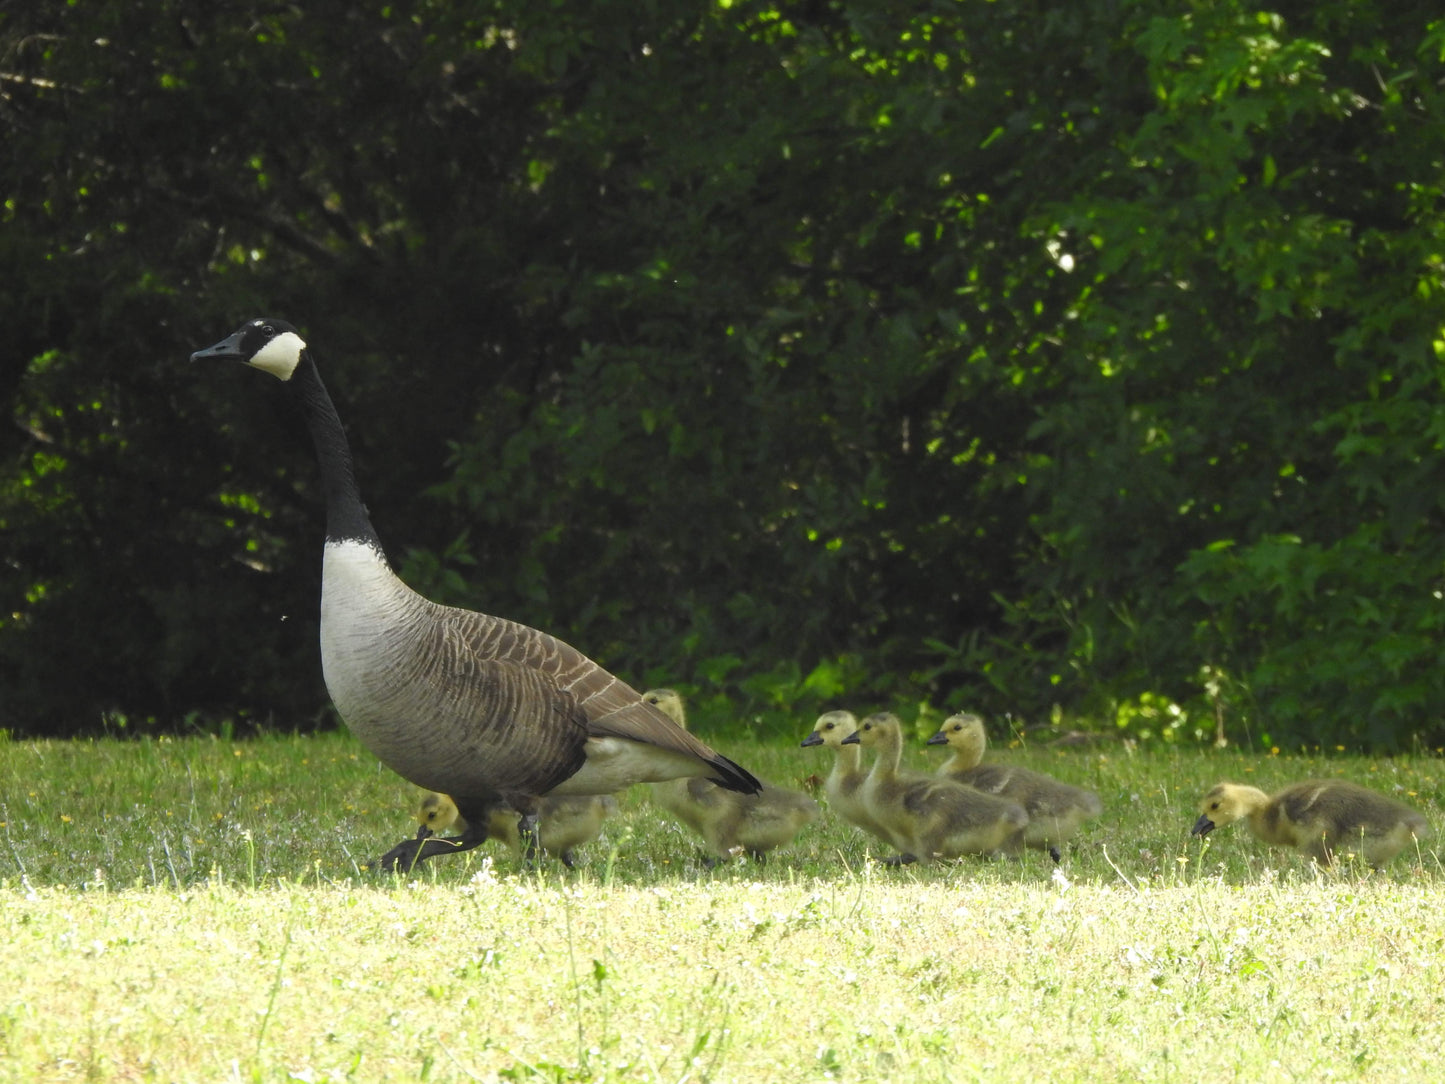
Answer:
378, 823, 487, 874
377, 836, 431, 874
881, 853, 918, 866
1048, 845, 1062, 865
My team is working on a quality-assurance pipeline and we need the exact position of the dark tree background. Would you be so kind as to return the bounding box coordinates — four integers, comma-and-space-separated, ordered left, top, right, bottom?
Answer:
3, 1, 1443, 746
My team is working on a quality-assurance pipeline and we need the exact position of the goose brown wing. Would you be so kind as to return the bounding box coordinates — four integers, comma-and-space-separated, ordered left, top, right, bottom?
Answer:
451, 658, 591, 797
427, 607, 591, 796
584, 695, 761, 795
442, 603, 761, 795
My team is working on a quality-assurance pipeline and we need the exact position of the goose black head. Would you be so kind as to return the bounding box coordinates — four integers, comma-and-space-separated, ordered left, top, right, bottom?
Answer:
191, 318, 307, 381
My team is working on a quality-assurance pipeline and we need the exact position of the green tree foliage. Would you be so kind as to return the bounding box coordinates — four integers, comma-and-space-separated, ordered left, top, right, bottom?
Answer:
2, 2, 1442, 745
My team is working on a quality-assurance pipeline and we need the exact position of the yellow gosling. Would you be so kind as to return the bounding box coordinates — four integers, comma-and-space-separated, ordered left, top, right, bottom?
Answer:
1191, 780, 1431, 868
927, 712, 1101, 862
415, 792, 617, 869
800, 709, 896, 851
845, 712, 1028, 864
645, 689, 819, 862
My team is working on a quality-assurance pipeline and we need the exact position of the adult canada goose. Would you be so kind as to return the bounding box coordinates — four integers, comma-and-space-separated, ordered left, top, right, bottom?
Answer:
407, 792, 617, 869
844, 712, 1028, 864
927, 712, 1102, 862
799, 709, 895, 850
1191, 780, 1430, 867
644, 689, 818, 862
192, 319, 760, 870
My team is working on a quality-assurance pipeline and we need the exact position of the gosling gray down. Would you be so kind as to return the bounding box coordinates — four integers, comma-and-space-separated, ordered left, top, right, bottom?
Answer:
928, 712, 1101, 862
844, 712, 1028, 864
413, 792, 617, 869
192, 319, 760, 872
1191, 779, 1430, 868
800, 709, 896, 850
645, 689, 818, 862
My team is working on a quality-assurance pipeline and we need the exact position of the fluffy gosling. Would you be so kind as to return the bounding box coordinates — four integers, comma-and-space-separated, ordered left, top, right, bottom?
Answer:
645, 689, 818, 862
927, 712, 1101, 862
415, 792, 617, 869
800, 709, 896, 851
845, 712, 1028, 864
1191, 779, 1430, 868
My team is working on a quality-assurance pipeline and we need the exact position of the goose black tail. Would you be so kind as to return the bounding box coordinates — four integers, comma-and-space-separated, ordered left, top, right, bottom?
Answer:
707, 754, 763, 795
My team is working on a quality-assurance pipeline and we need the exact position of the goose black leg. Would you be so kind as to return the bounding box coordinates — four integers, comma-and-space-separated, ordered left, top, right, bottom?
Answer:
516, 810, 541, 866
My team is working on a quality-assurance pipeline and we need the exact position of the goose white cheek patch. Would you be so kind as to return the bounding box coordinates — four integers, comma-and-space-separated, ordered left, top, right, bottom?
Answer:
248, 331, 307, 380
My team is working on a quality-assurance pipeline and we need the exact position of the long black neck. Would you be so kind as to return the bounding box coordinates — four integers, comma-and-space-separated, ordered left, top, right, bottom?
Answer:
290, 353, 385, 552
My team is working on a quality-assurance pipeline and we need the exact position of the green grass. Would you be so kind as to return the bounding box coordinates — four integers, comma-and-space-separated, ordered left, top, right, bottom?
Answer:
1, 729, 1443, 1082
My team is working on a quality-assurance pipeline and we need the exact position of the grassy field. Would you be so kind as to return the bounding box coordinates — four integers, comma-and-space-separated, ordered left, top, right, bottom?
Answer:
1, 728, 1442, 1082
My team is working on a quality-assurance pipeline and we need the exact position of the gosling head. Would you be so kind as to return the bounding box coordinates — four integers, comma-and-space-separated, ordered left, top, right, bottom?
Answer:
927, 712, 986, 748
1192, 783, 1249, 837
642, 687, 687, 728
840, 711, 901, 747
417, 793, 464, 836
191, 317, 307, 381
801, 709, 859, 748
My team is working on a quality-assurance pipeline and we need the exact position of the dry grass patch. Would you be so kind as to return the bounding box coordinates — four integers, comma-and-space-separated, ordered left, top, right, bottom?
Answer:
2, 874, 1444, 1082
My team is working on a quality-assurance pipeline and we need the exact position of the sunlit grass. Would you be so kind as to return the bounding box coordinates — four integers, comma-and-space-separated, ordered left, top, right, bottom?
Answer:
1, 729, 1442, 1081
